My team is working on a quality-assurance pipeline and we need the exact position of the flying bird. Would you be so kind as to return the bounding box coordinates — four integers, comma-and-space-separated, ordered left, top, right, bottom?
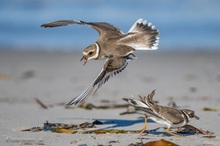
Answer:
41, 18, 159, 106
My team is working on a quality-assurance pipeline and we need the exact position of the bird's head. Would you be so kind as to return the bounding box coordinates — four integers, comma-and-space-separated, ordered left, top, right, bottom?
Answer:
80, 43, 99, 65
182, 109, 200, 120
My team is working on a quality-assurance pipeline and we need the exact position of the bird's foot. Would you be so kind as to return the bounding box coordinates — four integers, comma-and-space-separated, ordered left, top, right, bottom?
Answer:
166, 128, 185, 138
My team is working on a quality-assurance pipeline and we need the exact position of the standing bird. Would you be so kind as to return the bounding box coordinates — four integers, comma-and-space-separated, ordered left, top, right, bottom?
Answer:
41, 18, 159, 106
123, 90, 200, 137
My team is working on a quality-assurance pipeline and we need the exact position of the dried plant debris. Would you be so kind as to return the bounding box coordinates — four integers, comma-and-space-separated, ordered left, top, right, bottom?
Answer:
67, 102, 129, 110
82, 129, 140, 134
202, 107, 219, 112
127, 142, 142, 146
21, 120, 141, 134
22, 121, 96, 134
34, 98, 67, 109
35, 98, 48, 109
22, 121, 214, 137
108, 140, 120, 144
176, 125, 215, 137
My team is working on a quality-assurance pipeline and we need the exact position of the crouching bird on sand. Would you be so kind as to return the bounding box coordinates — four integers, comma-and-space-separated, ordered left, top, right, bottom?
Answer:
123, 90, 200, 137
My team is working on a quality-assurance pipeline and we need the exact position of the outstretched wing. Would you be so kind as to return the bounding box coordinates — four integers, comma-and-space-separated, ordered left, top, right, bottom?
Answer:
66, 57, 130, 106
41, 20, 123, 41
119, 18, 159, 50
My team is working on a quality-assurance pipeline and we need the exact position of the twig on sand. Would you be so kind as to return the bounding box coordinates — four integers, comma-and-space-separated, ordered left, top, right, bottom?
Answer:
177, 124, 215, 137
35, 98, 48, 109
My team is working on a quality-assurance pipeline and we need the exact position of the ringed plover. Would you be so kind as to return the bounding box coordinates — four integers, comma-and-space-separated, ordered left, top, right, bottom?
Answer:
123, 90, 200, 137
41, 19, 159, 105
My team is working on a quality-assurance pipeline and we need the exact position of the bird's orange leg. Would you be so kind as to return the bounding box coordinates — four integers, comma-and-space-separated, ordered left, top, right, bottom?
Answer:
139, 115, 148, 134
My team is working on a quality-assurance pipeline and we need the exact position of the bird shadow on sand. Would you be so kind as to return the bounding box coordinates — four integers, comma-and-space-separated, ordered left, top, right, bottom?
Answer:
60, 117, 197, 136
140, 127, 196, 137
93, 119, 195, 137
61, 117, 154, 129
92, 118, 155, 129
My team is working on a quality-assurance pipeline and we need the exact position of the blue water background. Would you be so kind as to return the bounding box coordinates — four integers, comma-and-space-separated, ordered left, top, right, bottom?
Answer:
0, 0, 220, 52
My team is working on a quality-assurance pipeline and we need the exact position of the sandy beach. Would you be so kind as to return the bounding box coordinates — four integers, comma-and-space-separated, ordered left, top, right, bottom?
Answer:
0, 51, 220, 146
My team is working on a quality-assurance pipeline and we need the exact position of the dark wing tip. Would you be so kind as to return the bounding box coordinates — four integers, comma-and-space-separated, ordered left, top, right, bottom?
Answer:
152, 89, 156, 94
66, 99, 77, 106
66, 96, 83, 106
40, 22, 59, 28
122, 98, 129, 102
41, 24, 49, 28
41, 20, 87, 28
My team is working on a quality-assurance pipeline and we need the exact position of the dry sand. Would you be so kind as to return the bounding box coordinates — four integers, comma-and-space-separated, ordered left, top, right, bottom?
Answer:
0, 51, 220, 146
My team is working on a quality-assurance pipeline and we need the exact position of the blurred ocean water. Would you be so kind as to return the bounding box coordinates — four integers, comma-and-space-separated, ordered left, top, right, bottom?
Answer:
0, 0, 220, 52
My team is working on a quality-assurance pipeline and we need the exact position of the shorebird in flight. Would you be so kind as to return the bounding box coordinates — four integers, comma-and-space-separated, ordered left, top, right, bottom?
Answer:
41, 18, 159, 106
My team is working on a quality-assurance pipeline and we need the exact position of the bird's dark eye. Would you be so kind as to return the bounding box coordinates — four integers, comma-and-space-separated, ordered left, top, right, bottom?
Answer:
89, 52, 93, 55
189, 112, 194, 118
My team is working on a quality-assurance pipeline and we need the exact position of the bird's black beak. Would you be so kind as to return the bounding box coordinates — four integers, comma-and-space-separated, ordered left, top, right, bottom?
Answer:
80, 55, 87, 65
194, 115, 200, 120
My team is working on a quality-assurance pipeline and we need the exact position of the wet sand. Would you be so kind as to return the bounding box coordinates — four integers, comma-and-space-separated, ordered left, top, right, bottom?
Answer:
0, 51, 219, 145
